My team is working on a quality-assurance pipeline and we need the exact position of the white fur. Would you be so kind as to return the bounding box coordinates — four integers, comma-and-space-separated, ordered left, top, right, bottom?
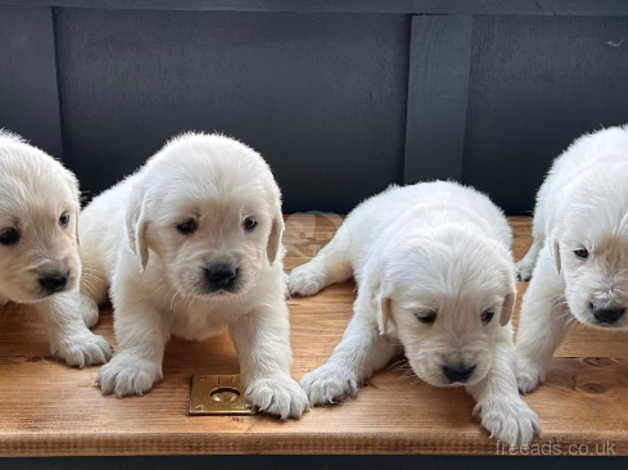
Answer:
61, 133, 307, 419
0, 130, 111, 366
290, 181, 540, 446
516, 125, 628, 393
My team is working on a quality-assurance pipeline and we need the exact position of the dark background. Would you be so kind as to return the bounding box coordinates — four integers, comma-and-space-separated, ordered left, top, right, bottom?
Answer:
2, 2, 628, 214
1, 2, 628, 465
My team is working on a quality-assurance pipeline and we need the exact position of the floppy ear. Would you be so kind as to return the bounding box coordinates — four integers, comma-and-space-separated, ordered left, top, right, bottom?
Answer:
126, 182, 150, 271
552, 239, 562, 274
266, 209, 284, 265
63, 169, 81, 245
376, 291, 395, 336
500, 288, 516, 326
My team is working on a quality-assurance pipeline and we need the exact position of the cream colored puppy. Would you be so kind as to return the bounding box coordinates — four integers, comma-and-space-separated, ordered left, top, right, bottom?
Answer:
69, 132, 307, 418
289, 181, 539, 446
516, 125, 628, 393
0, 130, 111, 366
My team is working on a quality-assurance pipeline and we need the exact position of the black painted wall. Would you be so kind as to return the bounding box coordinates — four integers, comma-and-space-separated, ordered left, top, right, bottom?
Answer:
1, 2, 628, 213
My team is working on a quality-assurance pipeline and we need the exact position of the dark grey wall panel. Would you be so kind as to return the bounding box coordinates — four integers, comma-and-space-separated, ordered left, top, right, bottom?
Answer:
404, 15, 471, 183
0, 6, 62, 157
464, 15, 628, 214
55, 9, 409, 211
4, 1, 628, 16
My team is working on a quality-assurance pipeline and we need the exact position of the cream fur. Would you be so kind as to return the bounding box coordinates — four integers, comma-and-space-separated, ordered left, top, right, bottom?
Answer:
61, 132, 307, 418
516, 125, 628, 393
289, 181, 539, 445
0, 130, 111, 366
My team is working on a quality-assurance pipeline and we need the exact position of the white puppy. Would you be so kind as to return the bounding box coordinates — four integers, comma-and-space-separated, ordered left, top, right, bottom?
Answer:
67, 132, 307, 419
289, 181, 540, 445
0, 130, 111, 366
516, 125, 628, 393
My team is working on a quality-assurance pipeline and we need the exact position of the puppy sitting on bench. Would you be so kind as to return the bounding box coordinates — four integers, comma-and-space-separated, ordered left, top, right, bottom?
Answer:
67, 132, 308, 419
289, 181, 539, 445
516, 125, 628, 393
0, 130, 111, 366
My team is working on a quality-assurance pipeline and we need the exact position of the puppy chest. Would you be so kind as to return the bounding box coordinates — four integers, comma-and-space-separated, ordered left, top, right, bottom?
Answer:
169, 309, 229, 340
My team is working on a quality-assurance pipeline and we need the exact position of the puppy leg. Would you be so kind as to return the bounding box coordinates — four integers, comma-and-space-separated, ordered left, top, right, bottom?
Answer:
79, 261, 110, 327
78, 293, 100, 328
98, 293, 168, 396
300, 295, 398, 405
467, 332, 540, 446
288, 224, 352, 296
516, 250, 572, 393
37, 292, 112, 367
516, 238, 542, 281
229, 299, 309, 419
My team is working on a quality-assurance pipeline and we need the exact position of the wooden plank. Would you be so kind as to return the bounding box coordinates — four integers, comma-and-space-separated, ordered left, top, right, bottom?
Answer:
2, 1, 628, 16
0, 216, 627, 456
403, 15, 472, 183
0, 6, 63, 157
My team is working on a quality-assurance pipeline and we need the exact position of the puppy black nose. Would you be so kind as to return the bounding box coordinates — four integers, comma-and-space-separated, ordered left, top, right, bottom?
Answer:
38, 272, 68, 293
593, 307, 625, 324
204, 262, 238, 290
442, 364, 476, 383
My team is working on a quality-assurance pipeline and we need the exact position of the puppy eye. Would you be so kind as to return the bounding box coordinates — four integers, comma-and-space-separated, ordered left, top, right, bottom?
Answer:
574, 248, 589, 260
0, 228, 20, 246
59, 212, 70, 228
243, 216, 257, 233
481, 310, 495, 324
416, 311, 437, 324
176, 218, 198, 235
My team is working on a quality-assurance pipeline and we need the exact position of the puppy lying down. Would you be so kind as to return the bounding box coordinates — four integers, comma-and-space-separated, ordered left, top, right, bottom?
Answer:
0, 130, 111, 366
516, 125, 628, 393
65, 133, 308, 418
289, 181, 539, 445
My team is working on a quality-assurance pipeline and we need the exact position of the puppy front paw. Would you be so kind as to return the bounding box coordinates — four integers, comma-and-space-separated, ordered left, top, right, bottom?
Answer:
515, 260, 533, 282
50, 331, 112, 368
245, 374, 309, 419
300, 362, 358, 406
97, 352, 162, 397
474, 395, 541, 446
78, 294, 100, 328
516, 355, 546, 394
288, 264, 324, 297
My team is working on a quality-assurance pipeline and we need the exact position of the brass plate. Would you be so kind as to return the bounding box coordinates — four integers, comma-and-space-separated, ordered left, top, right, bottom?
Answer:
189, 374, 255, 416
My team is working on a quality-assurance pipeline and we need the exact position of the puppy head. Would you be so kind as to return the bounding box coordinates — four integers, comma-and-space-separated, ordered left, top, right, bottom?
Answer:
126, 132, 283, 298
553, 164, 628, 330
0, 135, 81, 303
368, 225, 515, 387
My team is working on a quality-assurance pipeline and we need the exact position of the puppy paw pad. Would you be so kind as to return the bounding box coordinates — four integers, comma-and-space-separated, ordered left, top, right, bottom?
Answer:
516, 357, 545, 394
288, 265, 324, 297
51, 332, 113, 368
245, 375, 309, 419
475, 397, 541, 446
300, 364, 358, 406
97, 354, 162, 397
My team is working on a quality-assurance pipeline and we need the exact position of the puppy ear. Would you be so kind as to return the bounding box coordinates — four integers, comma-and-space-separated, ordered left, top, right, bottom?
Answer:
63, 168, 81, 246
376, 292, 395, 336
266, 209, 284, 265
500, 289, 516, 326
551, 239, 562, 273
126, 182, 150, 271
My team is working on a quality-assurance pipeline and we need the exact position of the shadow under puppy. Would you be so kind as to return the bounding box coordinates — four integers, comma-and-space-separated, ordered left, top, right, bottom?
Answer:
289, 181, 539, 445
64, 132, 308, 418
0, 130, 111, 366
516, 124, 628, 393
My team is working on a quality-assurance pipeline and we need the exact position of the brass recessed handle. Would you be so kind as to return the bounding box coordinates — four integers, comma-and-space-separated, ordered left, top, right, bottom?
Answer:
189, 374, 255, 416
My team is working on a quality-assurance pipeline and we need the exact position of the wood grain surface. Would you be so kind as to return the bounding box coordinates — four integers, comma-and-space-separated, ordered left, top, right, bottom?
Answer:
0, 215, 626, 456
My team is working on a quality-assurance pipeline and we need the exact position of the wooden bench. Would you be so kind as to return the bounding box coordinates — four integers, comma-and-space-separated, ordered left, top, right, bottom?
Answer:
0, 215, 626, 456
